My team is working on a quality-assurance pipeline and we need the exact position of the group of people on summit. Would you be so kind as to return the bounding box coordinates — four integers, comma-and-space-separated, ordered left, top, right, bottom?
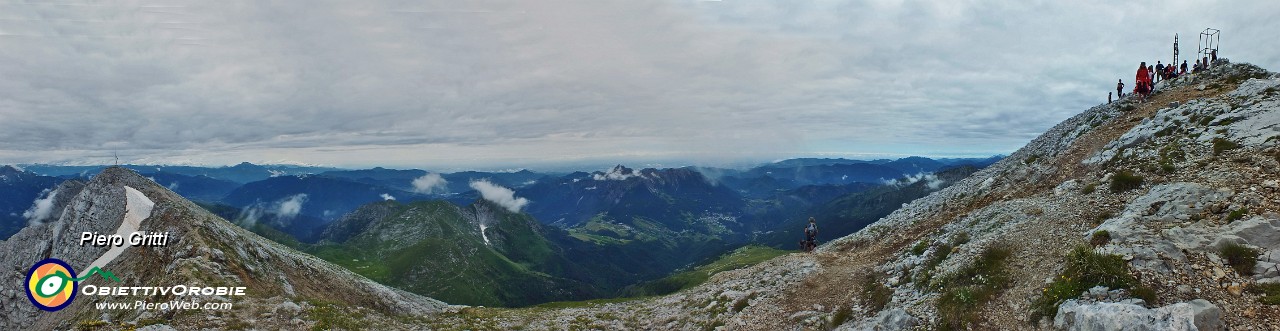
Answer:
1111, 50, 1217, 103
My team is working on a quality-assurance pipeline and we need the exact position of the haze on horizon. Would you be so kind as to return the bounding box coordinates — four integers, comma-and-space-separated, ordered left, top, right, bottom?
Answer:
1, 1, 1278, 169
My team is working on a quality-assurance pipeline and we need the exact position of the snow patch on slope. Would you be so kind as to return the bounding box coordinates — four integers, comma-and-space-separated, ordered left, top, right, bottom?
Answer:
85, 186, 154, 271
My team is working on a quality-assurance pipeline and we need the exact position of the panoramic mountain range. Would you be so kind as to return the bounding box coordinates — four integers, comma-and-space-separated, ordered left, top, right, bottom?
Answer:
4, 156, 998, 307
6, 62, 1278, 330
256, 58, 1280, 331
396, 60, 1278, 330
9, 156, 996, 238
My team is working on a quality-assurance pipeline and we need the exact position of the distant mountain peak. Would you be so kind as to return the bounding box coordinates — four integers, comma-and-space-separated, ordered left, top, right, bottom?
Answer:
592, 165, 646, 181
0, 165, 24, 177
230, 161, 263, 169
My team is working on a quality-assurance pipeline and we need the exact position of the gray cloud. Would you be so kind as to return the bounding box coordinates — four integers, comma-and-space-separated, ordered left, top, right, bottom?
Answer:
1, 1, 1277, 168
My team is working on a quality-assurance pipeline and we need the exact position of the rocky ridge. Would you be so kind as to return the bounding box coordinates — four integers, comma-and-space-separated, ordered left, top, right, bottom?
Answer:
405, 60, 1280, 330
0, 167, 444, 330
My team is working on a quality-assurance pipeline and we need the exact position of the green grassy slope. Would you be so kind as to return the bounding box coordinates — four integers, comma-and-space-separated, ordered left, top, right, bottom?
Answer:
618, 245, 790, 297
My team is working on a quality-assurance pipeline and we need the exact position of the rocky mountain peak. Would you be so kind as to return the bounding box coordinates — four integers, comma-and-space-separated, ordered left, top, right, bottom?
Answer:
0, 165, 36, 182
0, 164, 22, 174
0, 167, 445, 329
592, 165, 641, 181
814, 60, 1280, 330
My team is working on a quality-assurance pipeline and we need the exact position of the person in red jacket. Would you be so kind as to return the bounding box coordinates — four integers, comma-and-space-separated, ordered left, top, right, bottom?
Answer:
1136, 62, 1150, 98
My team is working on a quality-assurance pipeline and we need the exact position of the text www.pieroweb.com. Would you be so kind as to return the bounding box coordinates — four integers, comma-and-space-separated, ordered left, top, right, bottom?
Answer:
95, 300, 233, 310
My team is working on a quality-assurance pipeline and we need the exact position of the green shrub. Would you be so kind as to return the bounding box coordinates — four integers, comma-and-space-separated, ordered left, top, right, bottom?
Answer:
1109, 171, 1144, 193
1093, 211, 1114, 225
1063, 247, 1136, 289
732, 292, 758, 312
1214, 117, 1240, 126
1082, 183, 1097, 194
935, 246, 1012, 331
225, 320, 253, 331
1220, 243, 1258, 276
1025, 154, 1041, 164
1089, 230, 1111, 247
1248, 283, 1280, 305
1030, 246, 1140, 321
829, 305, 854, 329
308, 300, 365, 331
1159, 142, 1186, 164
1033, 276, 1087, 320
915, 244, 952, 289
861, 276, 893, 312
911, 240, 929, 256
1212, 138, 1239, 156
951, 232, 970, 246
1131, 286, 1158, 305
74, 320, 110, 331
1226, 208, 1248, 222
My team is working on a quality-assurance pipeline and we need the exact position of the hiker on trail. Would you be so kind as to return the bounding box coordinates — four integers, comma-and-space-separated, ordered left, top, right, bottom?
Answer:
1117, 79, 1124, 98
1152, 65, 1162, 86
1108, 92, 1112, 103
1181, 60, 1189, 74
1156, 62, 1164, 82
803, 217, 819, 252
1212, 49, 1218, 63
1203, 56, 1210, 69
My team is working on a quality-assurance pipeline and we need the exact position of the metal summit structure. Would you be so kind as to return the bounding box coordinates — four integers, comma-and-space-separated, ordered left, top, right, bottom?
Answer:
1199, 28, 1220, 63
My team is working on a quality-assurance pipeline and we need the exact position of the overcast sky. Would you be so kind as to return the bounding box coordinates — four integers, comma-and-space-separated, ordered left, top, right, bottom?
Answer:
1, 1, 1277, 170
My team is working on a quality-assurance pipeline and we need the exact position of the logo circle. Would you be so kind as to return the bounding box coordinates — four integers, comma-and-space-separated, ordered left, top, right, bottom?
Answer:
25, 258, 78, 312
